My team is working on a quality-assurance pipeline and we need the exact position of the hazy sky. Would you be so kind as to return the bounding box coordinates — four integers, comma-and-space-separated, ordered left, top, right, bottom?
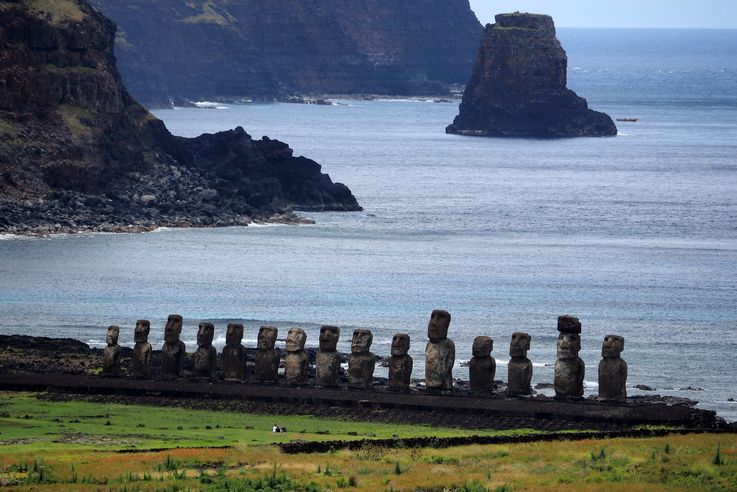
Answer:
469, 1, 737, 28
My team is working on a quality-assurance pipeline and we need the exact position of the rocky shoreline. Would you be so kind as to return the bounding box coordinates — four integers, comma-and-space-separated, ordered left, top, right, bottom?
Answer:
0, 1, 360, 236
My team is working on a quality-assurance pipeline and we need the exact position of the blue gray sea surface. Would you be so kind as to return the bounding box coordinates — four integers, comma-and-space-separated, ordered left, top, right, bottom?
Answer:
1, 29, 736, 420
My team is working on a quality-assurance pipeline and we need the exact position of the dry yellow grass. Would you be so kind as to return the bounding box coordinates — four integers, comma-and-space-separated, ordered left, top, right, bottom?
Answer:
1, 433, 735, 490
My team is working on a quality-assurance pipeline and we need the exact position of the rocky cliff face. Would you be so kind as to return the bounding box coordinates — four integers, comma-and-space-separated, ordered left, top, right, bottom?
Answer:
90, 0, 483, 106
0, 0, 360, 235
446, 13, 617, 138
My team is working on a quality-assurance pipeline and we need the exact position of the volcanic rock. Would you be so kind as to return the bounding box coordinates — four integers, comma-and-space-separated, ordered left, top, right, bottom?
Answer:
0, 0, 360, 235
446, 13, 617, 138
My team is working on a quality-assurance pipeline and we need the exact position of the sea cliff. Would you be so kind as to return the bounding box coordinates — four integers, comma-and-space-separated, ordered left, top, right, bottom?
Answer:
90, 0, 483, 106
0, 0, 360, 235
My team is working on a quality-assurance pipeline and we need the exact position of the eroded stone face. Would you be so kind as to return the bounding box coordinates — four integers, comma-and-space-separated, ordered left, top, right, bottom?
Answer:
134, 320, 150, 344
507, 332, 532, 396
391, 333, 410, 356
599, 334, 627, 401
286, 328, 307, 353
509, 332, 531, 358
351, 329, 373, 354
556, 332, 581, 360
161, 315, 186, 379
348, 329, 375, 389
197, 322, 214, 346
164, 314, 183, 344
222, 323, 246, 381
472, 336, 493, 357
226, 323, 244, 347
319, 325, 339, 352
257, 325, 277, 350
601, 334, 624, 358
106, 325, 119, 346
102, 325, 122, 377
427, 309, 451, 342
131, 320, 152, 379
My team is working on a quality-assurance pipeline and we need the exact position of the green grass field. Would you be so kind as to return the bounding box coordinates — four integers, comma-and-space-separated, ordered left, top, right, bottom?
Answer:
1, 392, 735, 491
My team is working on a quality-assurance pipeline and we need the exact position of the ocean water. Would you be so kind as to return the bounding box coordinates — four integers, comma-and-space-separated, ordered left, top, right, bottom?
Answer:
1, 29, 736, 421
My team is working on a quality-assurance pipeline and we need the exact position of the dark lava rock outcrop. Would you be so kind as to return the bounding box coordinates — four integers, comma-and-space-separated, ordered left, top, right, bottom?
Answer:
0, 0, 360, 235
90, 0, 483, 106
446, 13, 617, 138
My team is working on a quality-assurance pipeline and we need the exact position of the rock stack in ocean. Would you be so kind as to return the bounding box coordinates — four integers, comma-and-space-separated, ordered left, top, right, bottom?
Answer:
446, 13, 617, 138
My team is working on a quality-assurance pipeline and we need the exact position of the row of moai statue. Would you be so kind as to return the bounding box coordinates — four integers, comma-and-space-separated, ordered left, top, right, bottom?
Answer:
102, 312, 627, 401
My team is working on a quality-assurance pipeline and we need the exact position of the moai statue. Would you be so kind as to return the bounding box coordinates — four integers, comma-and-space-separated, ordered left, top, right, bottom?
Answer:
554, 315, 585, 399
598, 335, 627, 401
222, 323, 247, 381
193, 322, 217, 380
425, 309, 455, 392
130, 320, 152, 379
315, 325, 341, 388
284, 327, 309, 385
102, 325, 122, 377
253, 325, 279, 383
468, 336, 495, 393
507, 332, 533, 396
348, 329, 375, 389
161, 314, 186, 379
388, 333, 413, 391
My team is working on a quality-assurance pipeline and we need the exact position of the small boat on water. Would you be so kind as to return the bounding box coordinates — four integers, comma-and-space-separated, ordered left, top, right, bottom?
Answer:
617, 118, 639, 122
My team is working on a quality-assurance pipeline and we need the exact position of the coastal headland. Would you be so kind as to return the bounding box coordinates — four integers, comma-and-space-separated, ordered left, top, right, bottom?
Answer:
0, 0, 360, 236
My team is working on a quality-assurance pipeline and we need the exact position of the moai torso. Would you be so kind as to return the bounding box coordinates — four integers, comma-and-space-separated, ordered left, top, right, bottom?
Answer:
161, 314, 186, 379
102, 325, 122, 377
222, 323, 247, 381
507, 332, 532, 397
598, 335, 627, 401
468, 336, 495, 393
284, 328, 309, 386
388, 333, 413, 391
253, 325, 280, 383
315, 325, 341, 388
193, 322, 217, 379
425, 310, 455, 392
554, 316, 584, 399
130, 320, 152, 379
348, 329, 375, 389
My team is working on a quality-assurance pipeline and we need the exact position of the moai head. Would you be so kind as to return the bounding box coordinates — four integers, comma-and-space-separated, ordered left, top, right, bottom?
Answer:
601, 334, 624, 358
286, 328, 306, 352
226, 323, 244, 347
351, 329, 373, 354
164, 314, 183, 344
472, 336, 493, 357
557, 332, 581, 359
106, 325, 120, 346
319, 325, 340, 352
257, 326, 277, 350
427, 309, 451, 342
509, 332, 531, 358
197, 322, 214, 347
391, 333, 410, 356
134, 320, 150, 344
